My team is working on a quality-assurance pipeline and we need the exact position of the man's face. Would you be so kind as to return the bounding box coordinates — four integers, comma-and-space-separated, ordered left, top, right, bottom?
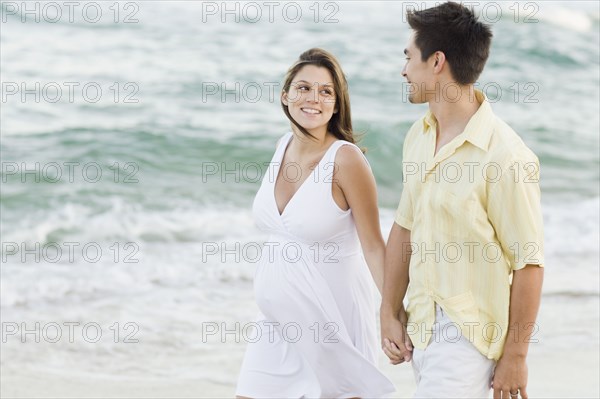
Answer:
402, 33, 435, 104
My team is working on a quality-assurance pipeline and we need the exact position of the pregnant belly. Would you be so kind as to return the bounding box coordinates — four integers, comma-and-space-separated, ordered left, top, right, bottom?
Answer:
253, 253, 312, 320
253, 248, 367, 322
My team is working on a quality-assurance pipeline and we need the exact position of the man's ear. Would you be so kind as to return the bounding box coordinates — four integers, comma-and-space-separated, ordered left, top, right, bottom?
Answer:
281, 91, 289, 106
433, 51, 446, 70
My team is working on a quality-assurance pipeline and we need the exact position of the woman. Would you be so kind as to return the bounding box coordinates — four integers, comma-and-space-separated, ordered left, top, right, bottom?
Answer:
236, 48, 395, 398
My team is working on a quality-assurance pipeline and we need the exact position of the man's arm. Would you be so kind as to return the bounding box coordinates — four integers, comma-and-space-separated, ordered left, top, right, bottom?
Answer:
380, 222, 413, 364
492, 264, 544, 399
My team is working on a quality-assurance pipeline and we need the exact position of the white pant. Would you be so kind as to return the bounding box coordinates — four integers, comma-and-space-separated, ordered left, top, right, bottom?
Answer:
412, 304, 496, 398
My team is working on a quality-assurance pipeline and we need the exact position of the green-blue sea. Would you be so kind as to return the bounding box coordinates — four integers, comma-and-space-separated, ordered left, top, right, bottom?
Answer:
1, 1, 599, 396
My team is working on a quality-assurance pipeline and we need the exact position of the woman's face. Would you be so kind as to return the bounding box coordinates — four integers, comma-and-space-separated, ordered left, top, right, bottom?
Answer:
283, 65, 337, 136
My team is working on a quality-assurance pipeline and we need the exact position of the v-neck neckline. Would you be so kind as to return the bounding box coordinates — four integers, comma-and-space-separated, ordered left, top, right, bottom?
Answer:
273, 133, 339, 217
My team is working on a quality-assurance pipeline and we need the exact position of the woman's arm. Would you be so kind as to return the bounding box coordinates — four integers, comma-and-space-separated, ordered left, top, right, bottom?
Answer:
334, 145, 385, 294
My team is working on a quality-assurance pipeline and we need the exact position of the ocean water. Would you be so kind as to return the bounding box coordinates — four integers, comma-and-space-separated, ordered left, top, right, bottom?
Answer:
1, 0, 599, 395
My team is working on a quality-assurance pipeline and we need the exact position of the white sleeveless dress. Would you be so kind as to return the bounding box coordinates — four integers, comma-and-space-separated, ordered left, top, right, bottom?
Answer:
236, 132, 396, 398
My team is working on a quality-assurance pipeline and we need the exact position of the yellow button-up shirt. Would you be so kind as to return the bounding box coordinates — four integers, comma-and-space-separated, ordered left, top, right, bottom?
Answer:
395, 90, 544, 360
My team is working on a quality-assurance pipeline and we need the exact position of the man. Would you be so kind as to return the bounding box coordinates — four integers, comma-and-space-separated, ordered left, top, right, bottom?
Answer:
380, 2, 544, 399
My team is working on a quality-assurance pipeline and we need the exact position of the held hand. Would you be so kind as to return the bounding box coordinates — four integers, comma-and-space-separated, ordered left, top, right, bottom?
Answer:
492, 353, 529, 399
380, 311, 413, 365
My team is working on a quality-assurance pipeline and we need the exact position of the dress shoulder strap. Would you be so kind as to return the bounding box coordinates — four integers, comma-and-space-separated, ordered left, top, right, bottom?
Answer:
324, 140, 372, 170
270, 132, 293, 164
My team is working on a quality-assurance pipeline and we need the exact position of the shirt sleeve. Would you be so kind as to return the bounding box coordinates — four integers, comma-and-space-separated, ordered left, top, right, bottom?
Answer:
394, 184, 413, 230
394, 131, 415, 230
487, 156, 545, 271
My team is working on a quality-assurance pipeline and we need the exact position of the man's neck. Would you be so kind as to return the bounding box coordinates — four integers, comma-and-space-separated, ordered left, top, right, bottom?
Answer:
429, 85, 481, 140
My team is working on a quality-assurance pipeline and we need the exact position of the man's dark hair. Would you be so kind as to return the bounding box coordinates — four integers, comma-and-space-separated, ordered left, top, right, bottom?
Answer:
407, 1, 493, 85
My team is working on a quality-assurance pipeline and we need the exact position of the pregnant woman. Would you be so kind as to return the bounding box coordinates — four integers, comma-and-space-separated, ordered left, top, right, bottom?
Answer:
236, 48, 395, 398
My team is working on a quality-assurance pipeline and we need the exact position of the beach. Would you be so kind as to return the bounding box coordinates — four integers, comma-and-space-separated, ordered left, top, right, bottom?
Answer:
2, 303, 599, 397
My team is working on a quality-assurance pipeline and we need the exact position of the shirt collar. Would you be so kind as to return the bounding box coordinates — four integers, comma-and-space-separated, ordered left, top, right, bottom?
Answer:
422, 89, 495, 152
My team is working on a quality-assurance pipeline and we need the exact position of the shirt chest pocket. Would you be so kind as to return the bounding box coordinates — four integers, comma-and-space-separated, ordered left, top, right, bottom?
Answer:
428, 188, 476, 240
